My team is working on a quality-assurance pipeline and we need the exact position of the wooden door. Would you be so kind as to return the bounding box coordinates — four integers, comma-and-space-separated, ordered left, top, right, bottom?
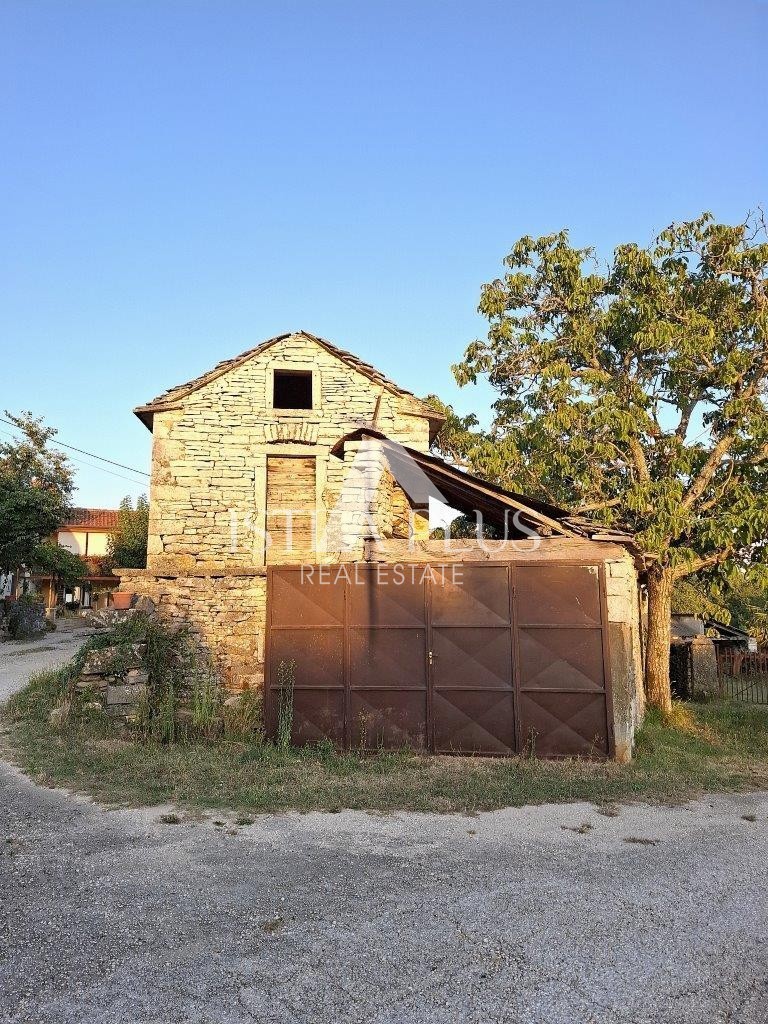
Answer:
266, 456, 316, 563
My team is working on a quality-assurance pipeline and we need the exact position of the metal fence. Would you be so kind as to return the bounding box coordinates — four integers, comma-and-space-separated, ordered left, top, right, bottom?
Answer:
716, 647, 768, 704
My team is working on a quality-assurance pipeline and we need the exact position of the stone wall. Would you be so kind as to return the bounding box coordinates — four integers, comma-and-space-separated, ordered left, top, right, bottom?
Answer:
147, 334, 432, 571
116, 569, 267, 691
604, 555, 646, 762
119, 537, 645, 759
670, 636, 720, 701
327, 440, 429, 554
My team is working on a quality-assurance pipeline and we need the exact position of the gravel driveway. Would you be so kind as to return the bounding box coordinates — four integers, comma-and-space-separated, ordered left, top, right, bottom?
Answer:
1, 632, 767, 1022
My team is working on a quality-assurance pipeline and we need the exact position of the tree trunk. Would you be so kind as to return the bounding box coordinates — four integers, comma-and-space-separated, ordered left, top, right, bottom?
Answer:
645, 566, 674, 716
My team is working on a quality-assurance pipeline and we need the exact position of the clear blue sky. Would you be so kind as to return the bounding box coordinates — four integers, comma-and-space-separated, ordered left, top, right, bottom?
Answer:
1, 0, 765, 506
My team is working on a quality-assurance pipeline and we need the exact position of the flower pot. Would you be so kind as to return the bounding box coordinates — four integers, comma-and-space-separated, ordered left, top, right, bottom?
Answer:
111, 592, 134, 610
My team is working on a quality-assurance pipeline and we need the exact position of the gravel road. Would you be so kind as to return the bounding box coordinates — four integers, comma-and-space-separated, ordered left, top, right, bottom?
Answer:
1, 629, 767, 1023
0, 624, 96, 703
1, 767, 766, 1023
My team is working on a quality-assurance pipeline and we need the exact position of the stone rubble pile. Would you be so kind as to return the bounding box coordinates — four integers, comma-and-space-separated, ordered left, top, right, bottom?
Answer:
75, 643, 150, 716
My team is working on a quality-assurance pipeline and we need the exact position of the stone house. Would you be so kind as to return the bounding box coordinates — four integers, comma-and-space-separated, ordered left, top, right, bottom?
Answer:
119, 331, 646, 760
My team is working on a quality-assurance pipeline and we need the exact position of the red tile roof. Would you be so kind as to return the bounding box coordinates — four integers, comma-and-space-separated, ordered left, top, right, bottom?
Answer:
62, 508, 121, 530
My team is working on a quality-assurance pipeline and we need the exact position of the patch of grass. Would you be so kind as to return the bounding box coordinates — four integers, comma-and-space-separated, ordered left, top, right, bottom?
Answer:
5, 666, 71, 724
596, 804, 621, 817
191, 667, 221, 739
3, 670, 768, 814
275, 659, 294, 751
223, 689, 264, 742
260, 916, 284, 934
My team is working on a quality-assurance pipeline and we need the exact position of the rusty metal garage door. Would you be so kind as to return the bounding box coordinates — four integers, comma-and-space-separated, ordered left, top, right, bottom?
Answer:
265, 562, 613, 758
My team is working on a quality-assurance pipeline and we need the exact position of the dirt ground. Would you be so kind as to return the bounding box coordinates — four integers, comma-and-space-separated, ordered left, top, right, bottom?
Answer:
1, 625, 767, 1023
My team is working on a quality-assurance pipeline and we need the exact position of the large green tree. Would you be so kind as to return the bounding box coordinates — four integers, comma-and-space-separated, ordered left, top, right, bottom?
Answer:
108, 494, 149, 569
450, 213, 768, 715
0, 412, 74, 572
714, 569, 768, 645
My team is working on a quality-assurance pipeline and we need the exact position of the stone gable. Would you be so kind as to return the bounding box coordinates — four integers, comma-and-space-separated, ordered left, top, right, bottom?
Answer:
145, 332, 434, 571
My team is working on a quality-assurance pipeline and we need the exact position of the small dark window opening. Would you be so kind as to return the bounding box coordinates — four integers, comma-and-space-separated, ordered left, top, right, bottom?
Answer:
273, 370, 313, 409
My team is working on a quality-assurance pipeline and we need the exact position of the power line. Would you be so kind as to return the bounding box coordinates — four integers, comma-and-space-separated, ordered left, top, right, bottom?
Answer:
57, 451, 150, 487
0, 425, 149, 485
0, 427, 148, 487
0, 416, 150, 477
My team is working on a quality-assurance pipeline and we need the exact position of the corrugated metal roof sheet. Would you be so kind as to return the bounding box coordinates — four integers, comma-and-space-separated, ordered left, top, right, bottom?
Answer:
332, 428, 643, 557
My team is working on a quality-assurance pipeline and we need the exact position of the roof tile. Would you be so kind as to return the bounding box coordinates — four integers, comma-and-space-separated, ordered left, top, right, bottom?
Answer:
63, 508, 121, 530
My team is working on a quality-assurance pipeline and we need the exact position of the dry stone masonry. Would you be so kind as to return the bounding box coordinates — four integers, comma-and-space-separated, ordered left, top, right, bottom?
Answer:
118, 332, 437, 690
117, 331, 646, 758
74, 641, 148, 716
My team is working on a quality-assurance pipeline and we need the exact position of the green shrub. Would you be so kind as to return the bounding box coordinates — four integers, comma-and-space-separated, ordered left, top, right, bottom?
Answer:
69, 612, 199, 741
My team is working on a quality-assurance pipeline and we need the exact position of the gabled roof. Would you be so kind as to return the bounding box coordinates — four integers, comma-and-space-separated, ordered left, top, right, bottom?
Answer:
134, 330, 445, 433
61, 508, 121, 530
705, 618, 751, 640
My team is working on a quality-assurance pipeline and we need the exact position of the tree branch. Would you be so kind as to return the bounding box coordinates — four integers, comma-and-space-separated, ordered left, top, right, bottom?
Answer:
680, 353, 768, 510
697, 458, 737, 513
627, 435, 650, 481
672, 548, 734, 580
575, 496, 623, 513
675, 398, 700, 441
681, 432, 737, 511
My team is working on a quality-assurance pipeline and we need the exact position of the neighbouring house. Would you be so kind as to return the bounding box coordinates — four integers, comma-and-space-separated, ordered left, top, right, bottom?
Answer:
117, 330, 646, 760
706, 619, 757, 654
22, 508, 121, 609
672, 613, 756, 653
670, 612, 757, 700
